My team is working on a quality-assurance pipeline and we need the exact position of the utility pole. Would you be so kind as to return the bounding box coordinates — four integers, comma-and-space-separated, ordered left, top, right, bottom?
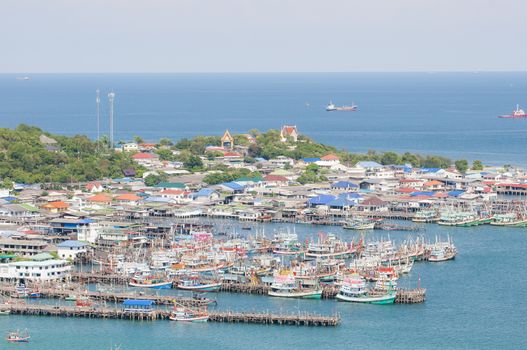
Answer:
108, 91, 115, 148
96, 89, 100, 151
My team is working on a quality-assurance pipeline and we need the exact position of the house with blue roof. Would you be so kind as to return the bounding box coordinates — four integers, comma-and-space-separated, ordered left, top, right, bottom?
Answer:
57, 240, 88, 260
331, 181, 358, 191
301, 157, 321, 164
307, 194, 336, 207
216, 182, 245, 194
192, 188, 220, 203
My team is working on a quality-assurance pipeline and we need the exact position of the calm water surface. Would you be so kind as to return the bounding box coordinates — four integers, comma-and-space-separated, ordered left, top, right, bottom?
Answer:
1, 72, 527, 165
0, 222, 525, 350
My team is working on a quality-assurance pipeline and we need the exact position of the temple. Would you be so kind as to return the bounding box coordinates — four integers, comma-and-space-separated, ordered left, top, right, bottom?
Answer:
221, 130, 235, 150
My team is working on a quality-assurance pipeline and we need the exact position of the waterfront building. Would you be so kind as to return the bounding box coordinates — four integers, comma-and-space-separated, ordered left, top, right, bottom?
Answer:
57, 240, 88, 260
0, 238, 48, 257
0, 257, 71, 282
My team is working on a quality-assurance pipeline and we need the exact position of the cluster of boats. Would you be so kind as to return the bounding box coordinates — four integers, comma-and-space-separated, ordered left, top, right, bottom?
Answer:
413, 209, 527, 227
91, 230, 456, 306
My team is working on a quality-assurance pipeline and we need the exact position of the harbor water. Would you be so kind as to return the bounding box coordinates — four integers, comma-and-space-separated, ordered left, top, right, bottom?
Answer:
1, 222, 525, 349
1, 72, 527, 166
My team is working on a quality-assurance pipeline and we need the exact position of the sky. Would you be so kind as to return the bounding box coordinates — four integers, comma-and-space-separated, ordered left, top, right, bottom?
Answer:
1, 0, 526, 73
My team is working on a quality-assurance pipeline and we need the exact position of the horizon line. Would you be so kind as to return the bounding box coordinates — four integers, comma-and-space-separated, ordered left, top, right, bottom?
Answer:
2, 70, 527, 75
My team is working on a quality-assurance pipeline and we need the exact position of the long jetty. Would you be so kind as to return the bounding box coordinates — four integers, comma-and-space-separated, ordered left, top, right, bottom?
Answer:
0, 303, 340, 326
0, 285, 207, 307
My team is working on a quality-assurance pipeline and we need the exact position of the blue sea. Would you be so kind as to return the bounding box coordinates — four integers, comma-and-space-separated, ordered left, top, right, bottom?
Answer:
1, 222, 526, 350
1, 72, 527, 166
0, 73, 526, 349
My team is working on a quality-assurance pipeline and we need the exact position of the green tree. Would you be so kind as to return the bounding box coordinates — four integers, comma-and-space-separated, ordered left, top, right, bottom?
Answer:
472, 160, 484, 171
455, 159, 469, 173
134, 136, 144, 144
380, 152, 400, 165
184, 155, 204, 172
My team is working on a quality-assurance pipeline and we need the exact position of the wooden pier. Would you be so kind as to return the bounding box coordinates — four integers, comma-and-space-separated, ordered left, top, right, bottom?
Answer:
0, 303, 340, 326
395, 288, 426, 304
0, 285, 207, 307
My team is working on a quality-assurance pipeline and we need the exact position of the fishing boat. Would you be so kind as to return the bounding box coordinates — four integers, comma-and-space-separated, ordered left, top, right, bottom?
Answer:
428, 238, 457, 262
169, 307, 209, 322
65, 294, 77, 301
336, 275, 396, 304
498, 104, 527, 118
268, 274, 322, 299
326, 101, 358, 111
5, 330, 30, 343
343, 217, 375, 230
437, 211, 481, 227
0, 310, 10, 315
305, 233, 351, 259
412, 210, 440, 223
177, 278, 222, 292
491, 213, 527, 227
129, 274, 173, 289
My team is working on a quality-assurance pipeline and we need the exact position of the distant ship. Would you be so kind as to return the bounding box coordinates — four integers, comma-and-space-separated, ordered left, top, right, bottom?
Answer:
326, 101, 357, 111
16, 76, 30, 81
498, 104, 527, 118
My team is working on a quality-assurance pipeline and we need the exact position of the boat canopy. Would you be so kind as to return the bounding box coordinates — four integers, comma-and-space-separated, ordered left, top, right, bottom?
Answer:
123, 299, 155, 307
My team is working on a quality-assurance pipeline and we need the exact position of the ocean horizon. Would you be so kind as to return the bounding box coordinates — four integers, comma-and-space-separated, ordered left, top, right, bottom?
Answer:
1, 72, 527, 166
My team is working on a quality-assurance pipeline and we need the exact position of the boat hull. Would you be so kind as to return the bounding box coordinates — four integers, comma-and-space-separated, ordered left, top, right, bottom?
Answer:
268, 290, 322, 299
169, 315, 209, 322
177, 283, 222, 292
336, 293, 396, 304
129, 281, 173, 289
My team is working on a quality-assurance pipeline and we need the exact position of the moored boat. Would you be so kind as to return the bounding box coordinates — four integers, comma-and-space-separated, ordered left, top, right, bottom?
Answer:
129, 274, 173, 289
268, 274, 322, 299
6, 330, 30, 343
177, 278, 222, 292
169, 307, 209, 322
336, 275, 396, 304
498, 104, 527, 118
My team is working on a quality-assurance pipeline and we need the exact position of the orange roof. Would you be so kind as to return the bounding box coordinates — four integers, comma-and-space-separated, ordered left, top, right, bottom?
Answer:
115, 194, 141, 201
223, 152, 242, 157
132, 152, 157, 159
42, 201, 69, 209
281, 125, 297, 135
139, 143, 156, 148
321, 154, 339, 161
424, 180, 443, 187
88, 194, 112, 202
398, 187, 416, 193
86, 182, 102, 190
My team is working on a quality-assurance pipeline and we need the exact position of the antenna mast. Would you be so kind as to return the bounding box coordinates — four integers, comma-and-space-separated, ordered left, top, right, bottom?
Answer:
96, 89, 100, 151
108, 91, 115, 148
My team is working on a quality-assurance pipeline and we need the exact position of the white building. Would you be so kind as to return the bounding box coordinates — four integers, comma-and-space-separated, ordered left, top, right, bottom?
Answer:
57, 240, 88, 260
122, 142, 139, 152
0, 259, 71, 282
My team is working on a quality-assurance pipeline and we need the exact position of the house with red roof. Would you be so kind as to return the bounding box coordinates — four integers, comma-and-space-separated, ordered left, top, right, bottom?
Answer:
159, 189, 191, 203
317, 154, 340, 167
115, 193, 142, 206
423, 180, 445, 191
41, 201, 69, 213
86, 182, 103, 193
280, 125, 298, 142
132, 152, 160, 166
263, 175, 289, 187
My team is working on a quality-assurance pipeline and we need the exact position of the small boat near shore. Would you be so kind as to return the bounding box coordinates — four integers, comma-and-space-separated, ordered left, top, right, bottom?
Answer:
343, 217, 375, 230
6, 329, 30, 343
